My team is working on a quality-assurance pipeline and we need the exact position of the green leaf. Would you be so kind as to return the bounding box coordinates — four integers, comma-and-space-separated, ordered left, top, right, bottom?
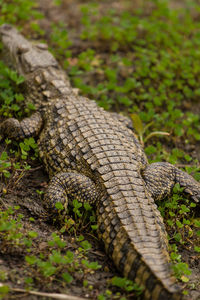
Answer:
28, 231, 38, 238
91, 224, 98, 230
0, 284, 10, 295
73, 199, 82, 209
194, 246, 200, 253
27, 102, 36, 110
84, 202, 92, 211
16, 75, 24, 85
111, 276, 126, 288
179, 205, 190, 214
130, 113, 143, 135
62, 272, 73, 283
181, 275, 189, 283
82, 259, 101, 270
25, 256, 37, 265
194, 220, 200, 227
174, 233, 182, 242
64, 250, 74, 263
55, 202, 64, 210
49, 233, 66, 248
41, 262, 57, 277
80, 240, 92, 250
176, 220, 183, 229
77, 235, 84, 242
0, 151, 8, 161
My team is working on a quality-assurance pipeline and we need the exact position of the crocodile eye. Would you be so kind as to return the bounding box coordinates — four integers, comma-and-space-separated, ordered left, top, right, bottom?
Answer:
36, 43, 48, 50
17, 44, 29, 54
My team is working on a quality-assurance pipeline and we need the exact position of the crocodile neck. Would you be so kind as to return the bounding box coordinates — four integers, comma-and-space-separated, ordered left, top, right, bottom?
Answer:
23, 67, 74, 111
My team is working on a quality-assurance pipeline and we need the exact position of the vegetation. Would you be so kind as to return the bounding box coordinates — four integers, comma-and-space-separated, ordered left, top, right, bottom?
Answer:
0, 0, 200, 299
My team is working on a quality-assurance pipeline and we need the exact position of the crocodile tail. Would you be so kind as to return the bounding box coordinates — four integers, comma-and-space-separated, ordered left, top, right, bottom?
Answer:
97, 198, 182, 300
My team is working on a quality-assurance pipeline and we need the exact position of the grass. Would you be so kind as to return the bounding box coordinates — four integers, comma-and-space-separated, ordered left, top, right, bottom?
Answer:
0, 0, 200, 299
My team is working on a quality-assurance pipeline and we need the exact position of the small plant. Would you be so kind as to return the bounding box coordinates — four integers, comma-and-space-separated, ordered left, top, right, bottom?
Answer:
81, 259, 101, 271
19, 137, 38, 160
0, 0, 43, 25
157, 182, 200, 285
170, 244, 192, 283
50, 22, 72, 64
0, 270, 8, 282
0, 284, 10, 300
48, 232, 67, 249
0, 62, 25, 118
130, 113, 169, 146
59, 199, 97, 234
25, 231, 102, 286
110, 276, 143, 295
0, 206, 38, 252
0, 151, 11, 178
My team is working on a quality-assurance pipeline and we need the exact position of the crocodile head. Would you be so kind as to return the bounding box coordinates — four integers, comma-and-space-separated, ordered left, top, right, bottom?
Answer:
0, 24, 58, 75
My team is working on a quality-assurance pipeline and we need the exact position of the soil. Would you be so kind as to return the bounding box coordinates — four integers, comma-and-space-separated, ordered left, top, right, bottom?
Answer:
0, 1, 200, 300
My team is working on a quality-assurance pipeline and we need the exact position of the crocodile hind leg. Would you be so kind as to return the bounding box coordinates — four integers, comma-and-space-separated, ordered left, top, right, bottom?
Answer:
142, 162, 200, 202
0, 112, 43, 140
43, 172, 99, 219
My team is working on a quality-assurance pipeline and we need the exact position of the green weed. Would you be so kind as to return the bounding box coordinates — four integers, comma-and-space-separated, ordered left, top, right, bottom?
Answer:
0, 0, 43, 26
157, 183, 200, 282
0, 206, 38, 252
62, 1, 200, 148
110, 276, 143, 294
0, 284, 10, 300
0, 62, 25, 118
25, 231, 102, 286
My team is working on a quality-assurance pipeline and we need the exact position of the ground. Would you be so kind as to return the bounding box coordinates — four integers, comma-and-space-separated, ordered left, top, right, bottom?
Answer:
0, 0, 200, 300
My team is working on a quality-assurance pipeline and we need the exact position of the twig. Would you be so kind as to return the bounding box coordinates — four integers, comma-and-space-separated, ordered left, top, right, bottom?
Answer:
0, 197, 9, 209
27, 165, 44, 172
1, 285, 86, 300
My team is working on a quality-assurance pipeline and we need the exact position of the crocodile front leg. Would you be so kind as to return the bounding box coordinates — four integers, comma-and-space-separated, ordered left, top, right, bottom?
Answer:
142, 162, 200, 202
43, 172, 99, 218
0, 112, 43, 139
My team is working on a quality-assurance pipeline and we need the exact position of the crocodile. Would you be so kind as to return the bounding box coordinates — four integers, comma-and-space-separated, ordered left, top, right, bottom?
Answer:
0, 24, 199, 300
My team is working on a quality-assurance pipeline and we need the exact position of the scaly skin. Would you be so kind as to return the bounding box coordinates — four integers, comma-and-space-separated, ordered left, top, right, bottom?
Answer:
1, 24, 200, 300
